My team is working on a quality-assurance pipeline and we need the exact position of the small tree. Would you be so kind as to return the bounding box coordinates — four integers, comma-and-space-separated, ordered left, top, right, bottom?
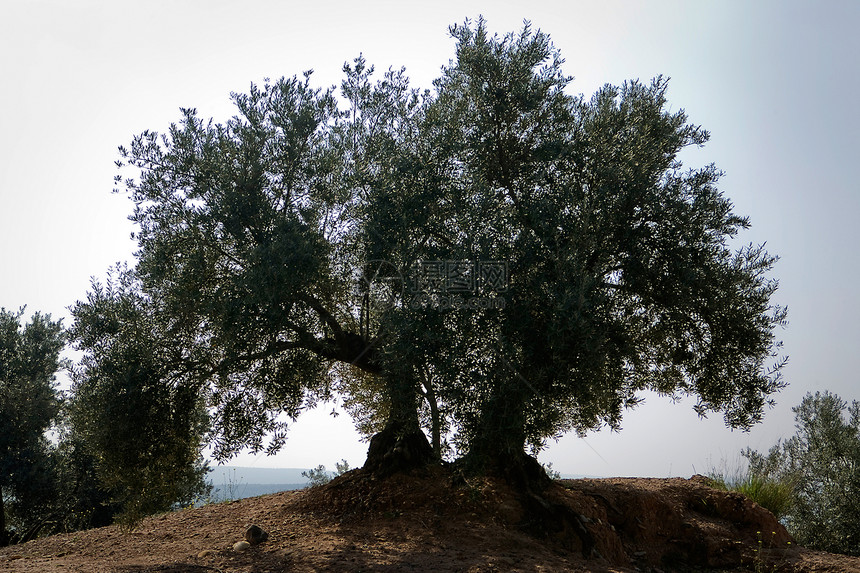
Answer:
0, 308, 65, 545
745, 391, 860, 556
302, 459, 350, 488
69, 269, 211, 529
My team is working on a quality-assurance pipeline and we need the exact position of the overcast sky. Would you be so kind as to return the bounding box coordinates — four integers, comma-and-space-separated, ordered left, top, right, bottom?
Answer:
2, 0, 858, 477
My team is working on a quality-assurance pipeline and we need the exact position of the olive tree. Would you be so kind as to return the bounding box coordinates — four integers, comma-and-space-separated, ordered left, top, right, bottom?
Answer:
104, 59, 440, 475
417, 20, 787, 483
95, 19, 786, 486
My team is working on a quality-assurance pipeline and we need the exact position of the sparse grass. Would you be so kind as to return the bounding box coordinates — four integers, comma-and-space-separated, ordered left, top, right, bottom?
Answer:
707, 467, 794, 520
206, 468, 245, 504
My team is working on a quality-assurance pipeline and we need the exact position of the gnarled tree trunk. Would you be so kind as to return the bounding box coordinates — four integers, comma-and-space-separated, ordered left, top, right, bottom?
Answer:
465, 392, 597, 559
363, 375, 433, 476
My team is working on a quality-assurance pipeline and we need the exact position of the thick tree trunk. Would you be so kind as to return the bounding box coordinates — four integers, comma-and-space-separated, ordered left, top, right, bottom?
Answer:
465, 395, 597, 559
363, 375, 433, 476
464, 390, 540, 482
467, 421, 549, 489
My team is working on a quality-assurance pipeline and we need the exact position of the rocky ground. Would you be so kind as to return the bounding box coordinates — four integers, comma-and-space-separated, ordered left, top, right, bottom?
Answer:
1, 467, 858, 572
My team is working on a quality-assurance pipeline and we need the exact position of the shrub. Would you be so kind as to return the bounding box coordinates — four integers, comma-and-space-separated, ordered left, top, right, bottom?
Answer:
707, 468, 794, 520
731, 391, 860, 556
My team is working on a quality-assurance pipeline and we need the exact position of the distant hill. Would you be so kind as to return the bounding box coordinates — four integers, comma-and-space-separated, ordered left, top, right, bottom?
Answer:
209, 482, 306, 501
209, 466, 312, 485
207, 466, 312, 501
205, 465, 600, 501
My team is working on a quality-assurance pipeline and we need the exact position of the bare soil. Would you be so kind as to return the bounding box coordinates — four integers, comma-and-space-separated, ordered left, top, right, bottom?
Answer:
1, 467, 858, 572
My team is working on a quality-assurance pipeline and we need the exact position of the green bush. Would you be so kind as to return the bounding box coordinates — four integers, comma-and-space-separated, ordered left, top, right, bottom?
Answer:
726, 391, 860, 556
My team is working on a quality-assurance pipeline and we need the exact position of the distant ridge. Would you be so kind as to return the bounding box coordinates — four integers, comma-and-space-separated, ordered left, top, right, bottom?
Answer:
559, 473, 605, 480
209, 483, 306, 500
208, 466, 312, 485
207, 466, 312, 501
207, 466, 604, 482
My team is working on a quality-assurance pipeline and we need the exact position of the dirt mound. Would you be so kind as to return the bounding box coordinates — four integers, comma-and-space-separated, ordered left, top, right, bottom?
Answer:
1, 468, 858, 572
556, 475, 794, 569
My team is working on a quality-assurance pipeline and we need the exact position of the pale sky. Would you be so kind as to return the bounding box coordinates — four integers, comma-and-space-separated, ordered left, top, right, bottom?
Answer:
2, 0, 858, 477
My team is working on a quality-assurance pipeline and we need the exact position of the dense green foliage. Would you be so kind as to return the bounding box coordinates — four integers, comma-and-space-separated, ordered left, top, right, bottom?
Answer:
48, 424, 122, 533
0, 308, 65, 545
110, 52, 437, 470
415, 22, 787, 473
0, 298, 209, 540
96, 19, 786, 482
742, 392, 860, 556
0, 19, 790, 543
69, 269, 212, 528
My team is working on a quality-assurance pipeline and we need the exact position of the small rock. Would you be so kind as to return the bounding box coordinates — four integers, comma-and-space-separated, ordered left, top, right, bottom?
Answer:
233, 540, 251, 551
244, 524, 269, 545
197, 549, 217, 558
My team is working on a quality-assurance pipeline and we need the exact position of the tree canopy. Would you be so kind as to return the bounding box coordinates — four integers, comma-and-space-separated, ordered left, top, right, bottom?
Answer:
0, 292, 209, 539
419, 22, 787, 476
68, 268, 211, 528
85, 19, 787, 484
